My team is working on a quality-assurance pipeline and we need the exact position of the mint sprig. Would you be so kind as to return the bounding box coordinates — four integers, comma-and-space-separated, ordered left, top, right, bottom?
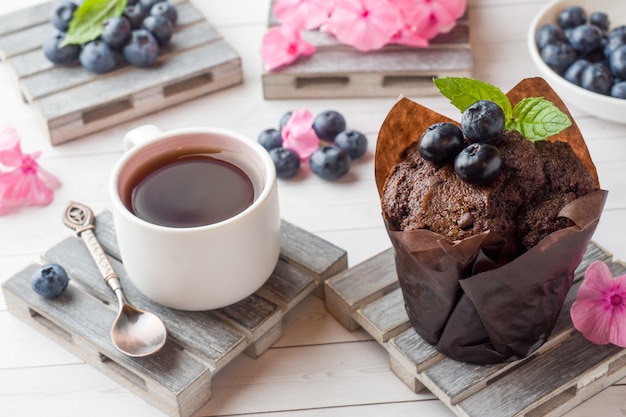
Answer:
60, 0, 127, 47
433, 77, 572, 141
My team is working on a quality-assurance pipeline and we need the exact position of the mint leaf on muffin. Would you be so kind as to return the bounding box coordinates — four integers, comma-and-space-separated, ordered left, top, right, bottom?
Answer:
434, 77, 571, 141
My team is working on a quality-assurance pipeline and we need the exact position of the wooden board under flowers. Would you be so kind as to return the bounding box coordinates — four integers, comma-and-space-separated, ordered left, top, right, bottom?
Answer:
262, 1, 472, 99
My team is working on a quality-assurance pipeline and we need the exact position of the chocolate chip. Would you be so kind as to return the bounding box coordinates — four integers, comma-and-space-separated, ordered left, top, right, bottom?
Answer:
458, 212, 474, 230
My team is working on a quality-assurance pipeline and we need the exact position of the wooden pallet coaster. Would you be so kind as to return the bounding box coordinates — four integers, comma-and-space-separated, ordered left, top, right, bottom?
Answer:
0, 0, 243, 145
261, 2, 472, 99
2, 211, 347, 417
324, 241, 626, 417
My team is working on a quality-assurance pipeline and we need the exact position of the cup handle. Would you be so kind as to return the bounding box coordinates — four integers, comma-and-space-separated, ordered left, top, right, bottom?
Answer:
123, 125, 163, 152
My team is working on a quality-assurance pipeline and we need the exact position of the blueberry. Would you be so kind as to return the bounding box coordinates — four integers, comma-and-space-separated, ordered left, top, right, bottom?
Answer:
605, 26, 626, 57
312, 110, 346, 142
581, 62, 613, 95
79, 40, 118, 73
564, 59, 591, 86
123, 29, 160, 67
610, 45, 626, 79
42, 32, 81, 65
454, 143, 502, 185
50, 1, 77, 32
278, 111, 292, 131
139, 0, 161, 11
540, 42, 577, 75
310, 145, 351, 180
461, 100, 505, 143
31, 263, 69, 299
558, 6, 587, 30
258, 128, 283, 151
535, 23, 567, 49
101, 16, 132, 50
610, 81, 626, 98
418, 122, 464, 165
124, 4, 148, 29
334, 130, 368, 159
150, 1, 178, 25
589, 11, 610, 32
567, 24, 604, 55
141, 15, 173, 46
269, 147, 300, 179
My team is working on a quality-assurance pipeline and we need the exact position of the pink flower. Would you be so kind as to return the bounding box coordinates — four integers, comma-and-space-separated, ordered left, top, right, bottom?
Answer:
281, 108, 319, 159
273, 0, 335, 30
571, 261, 626, 347
0, 126, 60, 214
389, 0, 466, 41
322, 0, 401, 52
261, 24, 316, 71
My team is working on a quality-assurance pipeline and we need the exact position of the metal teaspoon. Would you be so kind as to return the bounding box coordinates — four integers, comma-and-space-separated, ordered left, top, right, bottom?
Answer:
62, 201, 167, 357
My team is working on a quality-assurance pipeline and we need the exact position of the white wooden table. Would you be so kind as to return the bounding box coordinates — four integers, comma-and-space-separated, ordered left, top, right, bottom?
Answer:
1, 0, 625, 416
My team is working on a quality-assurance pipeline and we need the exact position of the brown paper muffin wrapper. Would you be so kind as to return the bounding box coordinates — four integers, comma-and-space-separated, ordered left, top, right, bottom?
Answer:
375, 78, 607, 365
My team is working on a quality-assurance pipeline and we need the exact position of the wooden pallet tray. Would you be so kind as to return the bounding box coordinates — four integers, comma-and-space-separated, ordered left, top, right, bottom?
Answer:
2, 211, 347, 417
262, 3, 472, 99
0, 0, 243, 145
324, 241, 626, 417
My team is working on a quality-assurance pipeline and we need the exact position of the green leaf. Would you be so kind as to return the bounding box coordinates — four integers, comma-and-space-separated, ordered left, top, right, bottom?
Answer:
507, 97, 572, 141
433, 77, 513, 120
60, 0, 127, 47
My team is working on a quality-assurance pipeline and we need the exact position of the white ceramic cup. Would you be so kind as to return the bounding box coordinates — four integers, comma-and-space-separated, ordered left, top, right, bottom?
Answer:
109, 125, 281, 311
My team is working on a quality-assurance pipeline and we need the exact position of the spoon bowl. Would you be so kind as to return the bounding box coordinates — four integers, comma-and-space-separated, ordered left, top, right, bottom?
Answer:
63, 201, 167, 357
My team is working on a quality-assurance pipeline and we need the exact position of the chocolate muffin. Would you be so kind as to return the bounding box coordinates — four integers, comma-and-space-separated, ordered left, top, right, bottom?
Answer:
382, 129, 596, 264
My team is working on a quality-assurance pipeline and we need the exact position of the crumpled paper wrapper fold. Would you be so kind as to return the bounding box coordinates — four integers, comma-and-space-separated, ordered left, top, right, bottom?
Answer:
375, 78, 607, 365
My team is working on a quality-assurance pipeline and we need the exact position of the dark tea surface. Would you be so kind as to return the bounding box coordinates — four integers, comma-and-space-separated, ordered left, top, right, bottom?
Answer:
130, 153, 254, 228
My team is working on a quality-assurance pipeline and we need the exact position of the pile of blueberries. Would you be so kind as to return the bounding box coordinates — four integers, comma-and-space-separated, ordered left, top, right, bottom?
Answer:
419, 100, 505, 186
535, 5, 626, 98
258, 110, 368, 181
44, 0, 178, 73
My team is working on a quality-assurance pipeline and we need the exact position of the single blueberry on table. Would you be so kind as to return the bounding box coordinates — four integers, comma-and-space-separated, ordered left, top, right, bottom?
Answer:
31, 263, 69, 299
101, 16, 132, 50
151, 1, 178, 25
141, 15, 173, 46
567, 24, 604, 55
50, 1, 77, 32
269, 147, 300, 179
258, 128, 283, 151
540, 42, 577, 75
564, 59, 591, 86
581, 62, 614, 95
558, 6, 587, 30
43, 32, 81, 65
535, 24, 568, 50
310, 145, 351, 180
79, 40, 118, 74
312, 110, 346, 142
123, 29, 160, 67
334, 129, 368, 159
454, 143, 502, 185
461, 100, 505, 144
418, 122, 464, 165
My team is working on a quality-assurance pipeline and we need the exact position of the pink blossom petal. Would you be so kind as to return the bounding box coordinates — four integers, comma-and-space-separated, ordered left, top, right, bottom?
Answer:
261, 25, 316, 71
571, 261, 626, 347
0, 126, 25, 168
281, 108, 320, 159
323, 0, 400, 52
273, 0, 334, 30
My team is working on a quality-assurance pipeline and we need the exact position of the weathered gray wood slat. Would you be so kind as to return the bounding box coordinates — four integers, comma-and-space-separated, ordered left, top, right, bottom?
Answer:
2, 211, 348, 417
324, 241, 626, 417
262, 3, 472, 99
0, 0, 244, 145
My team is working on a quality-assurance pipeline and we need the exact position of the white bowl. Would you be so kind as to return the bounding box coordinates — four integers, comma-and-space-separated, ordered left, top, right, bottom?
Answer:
528, 0, 626, 123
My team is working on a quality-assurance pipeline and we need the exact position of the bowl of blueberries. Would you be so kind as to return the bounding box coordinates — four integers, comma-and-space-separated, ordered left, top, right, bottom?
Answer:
528, 0, 626, 123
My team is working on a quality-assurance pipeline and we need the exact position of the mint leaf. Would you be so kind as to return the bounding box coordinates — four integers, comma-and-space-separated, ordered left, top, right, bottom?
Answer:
434, 77, 513, 120
507, 97, 572, 141
60, 0, 127, 47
